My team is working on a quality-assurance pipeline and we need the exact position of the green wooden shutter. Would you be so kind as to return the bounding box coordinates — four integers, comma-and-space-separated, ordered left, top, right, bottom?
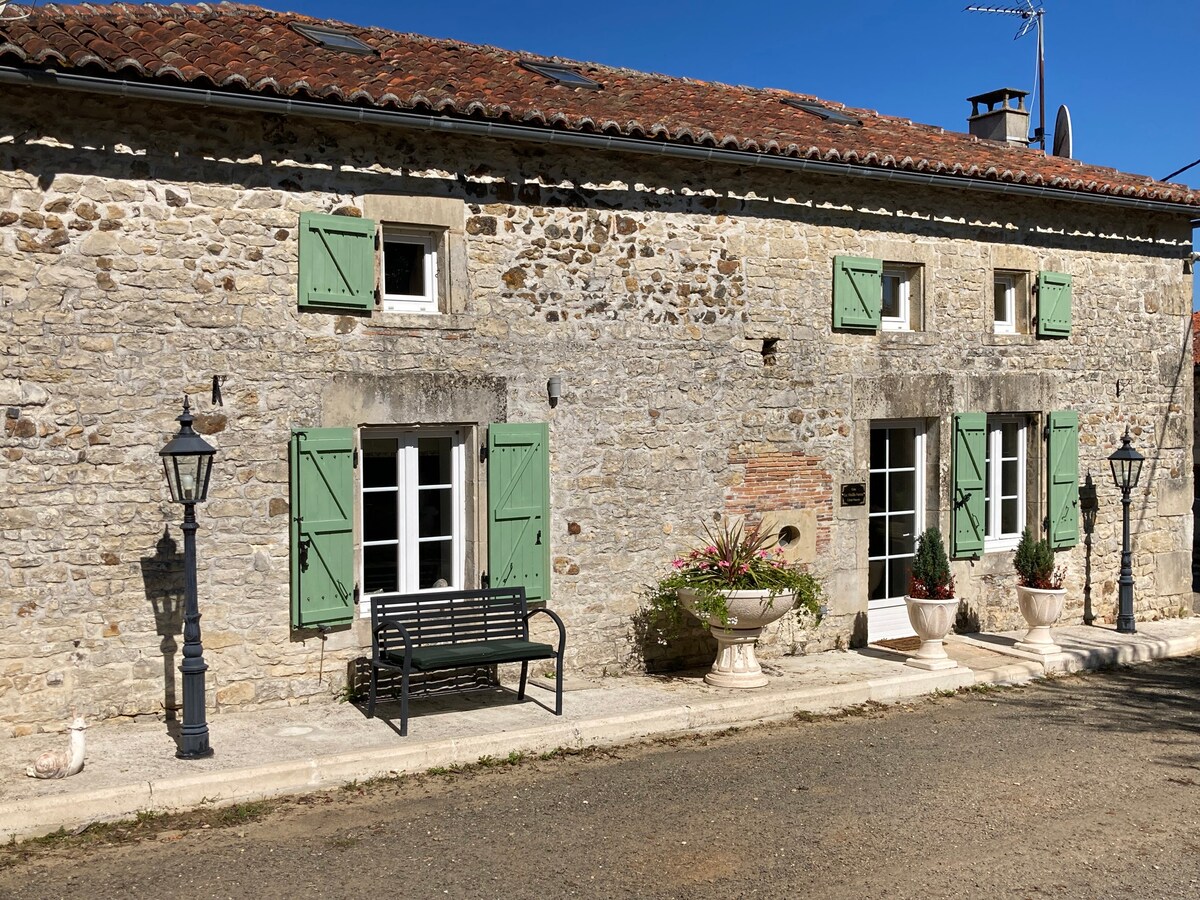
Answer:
1046, 411, 1080, 549
487, 423, 551, 605
1036, 271, 1072, 338
290, 428, 356, 628
298, 212, 377, 311
832, 256, 883, 331
951, 412, 987, 558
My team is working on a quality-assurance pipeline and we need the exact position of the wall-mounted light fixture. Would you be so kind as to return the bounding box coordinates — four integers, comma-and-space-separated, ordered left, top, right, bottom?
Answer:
547, 376, 562, 409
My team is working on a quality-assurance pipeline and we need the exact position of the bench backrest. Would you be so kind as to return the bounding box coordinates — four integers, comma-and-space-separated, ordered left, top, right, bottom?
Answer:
370, 587, 530, 652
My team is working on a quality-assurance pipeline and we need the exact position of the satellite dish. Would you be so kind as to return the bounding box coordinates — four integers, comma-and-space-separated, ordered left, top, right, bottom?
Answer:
1052, 104, 1073, 158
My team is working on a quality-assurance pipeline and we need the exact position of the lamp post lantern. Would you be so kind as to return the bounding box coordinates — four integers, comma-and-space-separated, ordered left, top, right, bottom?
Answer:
1107, 427, 1144, 635
159, 396, 216, 759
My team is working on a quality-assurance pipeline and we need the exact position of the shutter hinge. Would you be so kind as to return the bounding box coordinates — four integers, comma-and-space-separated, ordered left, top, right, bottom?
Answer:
353, 448, 359, 468
481, 572, 490, 588
353, 582, 360, 603
374, 286, 381, 305
479, 444, 488, 463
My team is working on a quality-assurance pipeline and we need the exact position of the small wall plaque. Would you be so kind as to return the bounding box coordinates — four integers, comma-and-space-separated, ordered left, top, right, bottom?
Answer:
840, 483, 866, 507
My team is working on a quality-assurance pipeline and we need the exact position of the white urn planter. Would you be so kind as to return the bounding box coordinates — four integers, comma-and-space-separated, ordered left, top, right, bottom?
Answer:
679, 588, 793, 688
903, 596, 961, 670
1014, 585, 1066, 655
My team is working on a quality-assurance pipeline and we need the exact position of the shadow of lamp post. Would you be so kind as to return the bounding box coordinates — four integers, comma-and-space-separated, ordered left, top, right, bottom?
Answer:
1107, 427, 1144, 635
1079, 473, 1098, 626
158, 396, 216, 759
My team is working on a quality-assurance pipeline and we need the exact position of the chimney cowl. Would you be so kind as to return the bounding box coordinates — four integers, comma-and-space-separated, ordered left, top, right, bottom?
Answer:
966, 87, 1031, 147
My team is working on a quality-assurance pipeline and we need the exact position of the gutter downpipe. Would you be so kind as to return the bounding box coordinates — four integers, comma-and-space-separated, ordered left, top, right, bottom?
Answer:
0, 65, 1195, 219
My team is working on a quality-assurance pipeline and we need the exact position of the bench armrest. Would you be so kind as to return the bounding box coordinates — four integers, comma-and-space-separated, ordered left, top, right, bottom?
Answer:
525, 607, 566, 657
371, 617, 414, 667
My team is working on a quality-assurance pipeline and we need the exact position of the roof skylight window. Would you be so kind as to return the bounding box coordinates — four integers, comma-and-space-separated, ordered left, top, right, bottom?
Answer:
782, 98, 861, 126
291, 23, 376, 55
519, 60, 602, 90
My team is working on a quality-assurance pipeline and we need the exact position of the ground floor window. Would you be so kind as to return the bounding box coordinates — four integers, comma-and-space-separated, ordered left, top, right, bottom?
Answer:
984, 417, 1026, 551
361, 428, 465, 595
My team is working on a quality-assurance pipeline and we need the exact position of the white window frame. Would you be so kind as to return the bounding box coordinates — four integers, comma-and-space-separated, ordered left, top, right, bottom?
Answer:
993, 273, 1017, 334
381, 228, 438, 314
983, 416, 1026, 552
880, 268, 910, 332
360, 427, 465, 597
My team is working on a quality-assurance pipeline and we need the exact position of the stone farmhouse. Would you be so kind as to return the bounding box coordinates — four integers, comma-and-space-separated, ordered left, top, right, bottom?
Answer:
1, 3, 1195, 734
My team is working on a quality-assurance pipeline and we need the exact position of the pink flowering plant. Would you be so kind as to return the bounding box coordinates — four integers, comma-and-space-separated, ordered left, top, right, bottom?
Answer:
644, 520, 823, 638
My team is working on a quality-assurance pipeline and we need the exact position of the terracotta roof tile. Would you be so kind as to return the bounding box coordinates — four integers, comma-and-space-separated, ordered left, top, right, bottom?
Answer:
0, 1, 1195, 209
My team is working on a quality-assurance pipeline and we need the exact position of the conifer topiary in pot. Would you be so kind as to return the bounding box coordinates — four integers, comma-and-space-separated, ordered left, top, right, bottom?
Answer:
903, 528, 960, 670
1012, 527, 1066, 655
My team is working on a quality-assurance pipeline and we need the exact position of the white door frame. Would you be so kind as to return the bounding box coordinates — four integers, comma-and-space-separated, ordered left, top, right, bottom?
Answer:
867, 420, 925, 642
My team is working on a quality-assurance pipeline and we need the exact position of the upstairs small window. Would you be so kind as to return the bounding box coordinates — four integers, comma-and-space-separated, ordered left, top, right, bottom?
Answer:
382, 228, 438, 314
993, 273, 1017, 334
881, 267, 911, 332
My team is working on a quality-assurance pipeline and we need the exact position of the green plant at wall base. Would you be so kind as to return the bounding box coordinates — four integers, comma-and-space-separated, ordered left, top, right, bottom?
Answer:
908, 528, 955, 599
1013, 527, 1065, 589
642, 520, 824, 641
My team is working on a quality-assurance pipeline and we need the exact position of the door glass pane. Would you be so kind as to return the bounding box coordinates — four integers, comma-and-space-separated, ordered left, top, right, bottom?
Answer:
362, 438, 396, 489
1001, 498, 1019, 534
868, 559, 885, 601
1001, 421, 1020, 457
869, 471, 887, 513
363, 545, 398, 594
419, 540, 454, 589
889, 557, 913, 599
362, 490, 397, 542
888, 514, 915, 555
417, 436, 453, 485
889, 429, 916, 468
890, 471, 915, 513
418, 487, 453, 539
1001, 460, 1019, 496
869, 516, 885, 557
871, 428, 886, 467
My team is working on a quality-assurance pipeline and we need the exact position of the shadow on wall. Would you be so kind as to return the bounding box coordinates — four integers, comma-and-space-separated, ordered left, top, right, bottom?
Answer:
139, 527, 184, 749
628, 604, 717, 674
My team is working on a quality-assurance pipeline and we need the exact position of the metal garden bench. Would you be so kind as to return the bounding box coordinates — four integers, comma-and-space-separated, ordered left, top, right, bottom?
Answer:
366, 586, 566, 736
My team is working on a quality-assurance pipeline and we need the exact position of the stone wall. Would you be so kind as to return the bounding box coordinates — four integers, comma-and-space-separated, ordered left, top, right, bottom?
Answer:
0, 85, 1193, 733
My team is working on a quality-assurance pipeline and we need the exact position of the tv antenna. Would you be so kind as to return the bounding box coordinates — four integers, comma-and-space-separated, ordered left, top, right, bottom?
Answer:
966, 2, 1047, 150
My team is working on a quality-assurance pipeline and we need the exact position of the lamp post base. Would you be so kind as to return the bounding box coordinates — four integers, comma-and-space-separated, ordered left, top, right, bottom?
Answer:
176, 746, 214, 760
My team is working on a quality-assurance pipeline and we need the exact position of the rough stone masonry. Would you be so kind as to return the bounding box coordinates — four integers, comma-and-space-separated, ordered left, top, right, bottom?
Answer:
0, 85, 1193, 734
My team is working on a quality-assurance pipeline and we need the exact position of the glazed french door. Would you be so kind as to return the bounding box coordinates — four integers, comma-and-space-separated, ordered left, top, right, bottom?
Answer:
868, 422, 925, 641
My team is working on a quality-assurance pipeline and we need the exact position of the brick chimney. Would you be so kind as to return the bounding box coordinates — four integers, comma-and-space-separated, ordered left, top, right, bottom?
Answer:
967, 88, 1031, 146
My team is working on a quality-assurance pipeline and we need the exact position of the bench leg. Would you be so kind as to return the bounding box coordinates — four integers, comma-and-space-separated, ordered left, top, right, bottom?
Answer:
518, 661, 529, 701
399, 668, 410, 738
367, 665, 378, 719
554, 660, 563, 716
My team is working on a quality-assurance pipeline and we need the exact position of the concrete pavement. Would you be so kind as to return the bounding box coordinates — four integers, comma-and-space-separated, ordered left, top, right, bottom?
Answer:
2, 617, 1198, 843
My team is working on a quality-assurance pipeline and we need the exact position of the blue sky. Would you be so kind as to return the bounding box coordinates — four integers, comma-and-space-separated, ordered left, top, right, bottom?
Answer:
107, 0, 1200, 298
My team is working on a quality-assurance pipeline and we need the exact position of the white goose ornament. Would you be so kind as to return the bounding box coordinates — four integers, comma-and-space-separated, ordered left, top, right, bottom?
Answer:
26, 715, 87, 779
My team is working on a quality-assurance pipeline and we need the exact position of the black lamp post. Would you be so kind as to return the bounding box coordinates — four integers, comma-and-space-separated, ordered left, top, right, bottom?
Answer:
1079, 473, 1099, 626
1107, 427, 1144, 635
159, 396, 216, 759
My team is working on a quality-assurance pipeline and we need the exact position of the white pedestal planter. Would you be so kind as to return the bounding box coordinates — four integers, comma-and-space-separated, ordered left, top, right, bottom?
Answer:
903, 596, 961, 670
679, 588, 793, 689
1015, 585, 1066, 655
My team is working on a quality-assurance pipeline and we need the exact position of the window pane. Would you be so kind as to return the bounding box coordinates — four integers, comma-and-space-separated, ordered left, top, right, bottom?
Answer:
363, 545, 398, 594
881, 274, 901, 318
888, 557, 912, 600
870, 471, 887, 513
417, 436, 453, 485
889, 429, 916, 468
869, 516, 886, 557
868, 559, 885, 601
889, 514, 915, 555
891, 471, 916, 513
384, 240, 425, 297
994, 279, 1008, 322
1001, 460, 1019, 496
362, 490, 397, 542
419, 540, 454, 589
418, 487, 453, 539
1001, 422, 1020, 457
362, 438, 396, 489
1001, 498, 1019, 534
